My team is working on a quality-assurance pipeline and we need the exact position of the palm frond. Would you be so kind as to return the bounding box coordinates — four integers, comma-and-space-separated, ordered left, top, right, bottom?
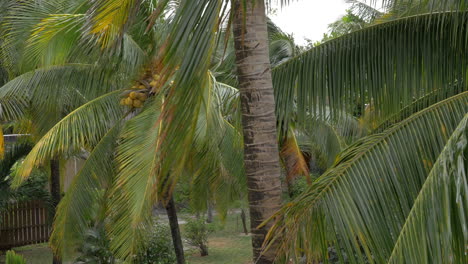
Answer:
153, 0, 224, 195
50, 122, 122, 258
25, 13, 85, 67
387, 114, 468, 264
107, 97, 163, 260
374, 84, 463, 132
1, 0, 85, 72
0, 64, 135, 135
273, 11, 468, 131
86, 0, 142, 49
265, 92, 468, 263
294, 109, 364, 171
189, 75, 245, 216
11, 90, 125, 187
280, 130, 310, 185
346, 0, 384, 22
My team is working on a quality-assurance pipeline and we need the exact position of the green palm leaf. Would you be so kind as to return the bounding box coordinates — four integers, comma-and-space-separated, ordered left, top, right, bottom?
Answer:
11, 90, 125, 187
0, 63, 138, 136
189, 75, 245, 215
106, 97, 163, 260
272, 11, 468, 129
49, 121, 122, 257
265, 92, 468, 263
373, 84, 463, 132
86, 0, 142, 48
387, 114, 467, 264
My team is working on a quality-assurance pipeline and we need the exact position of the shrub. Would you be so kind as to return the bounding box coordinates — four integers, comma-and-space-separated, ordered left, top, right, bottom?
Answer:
184, 218, 214, 256
134, 222, 176, 264
74, 225, 115, 264
5, 250, 26, 264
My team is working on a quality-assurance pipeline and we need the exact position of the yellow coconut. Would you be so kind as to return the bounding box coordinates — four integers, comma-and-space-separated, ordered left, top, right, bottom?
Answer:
137, 93, 148, 101
129, 92, 138, 99
133, 99, 143, 108
125, 97, 133, 106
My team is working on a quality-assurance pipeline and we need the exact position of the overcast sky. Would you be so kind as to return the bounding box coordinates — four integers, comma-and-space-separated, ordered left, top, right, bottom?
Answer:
270, 0, 351, 45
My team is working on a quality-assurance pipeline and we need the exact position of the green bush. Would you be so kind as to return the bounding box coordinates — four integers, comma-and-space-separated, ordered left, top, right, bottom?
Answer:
5, 250, 26, 264
134, 222, 176, 264
185, 218, 214, 256
74, 225, 115, 264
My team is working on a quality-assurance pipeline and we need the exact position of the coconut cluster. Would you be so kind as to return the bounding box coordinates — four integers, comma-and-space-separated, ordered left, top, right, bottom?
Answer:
120, 74, 161, 108
120, 91, 148, 108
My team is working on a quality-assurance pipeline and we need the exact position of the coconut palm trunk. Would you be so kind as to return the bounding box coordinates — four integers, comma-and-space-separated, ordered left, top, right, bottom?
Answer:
232, 0, 283, 262
49, 159, 62, 264
165, 196, 185, 264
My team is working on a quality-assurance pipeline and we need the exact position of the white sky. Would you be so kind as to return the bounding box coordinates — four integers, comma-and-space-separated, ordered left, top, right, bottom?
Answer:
270, 0, 352, 45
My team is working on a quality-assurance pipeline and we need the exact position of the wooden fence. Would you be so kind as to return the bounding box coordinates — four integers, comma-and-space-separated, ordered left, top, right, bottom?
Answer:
0, 200, 51, 250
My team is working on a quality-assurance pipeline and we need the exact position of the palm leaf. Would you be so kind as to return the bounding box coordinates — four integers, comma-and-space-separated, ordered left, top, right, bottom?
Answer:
272, 11, 468, 130
189, 75, 245, 215
280, 129, 310, 185
387, 114, 467, 264
265, 92, 468, 263
0, 63, 138, 136
151, 0, 223, 195
11, 90, 125, 187
373, 84, 463, 132
106, 97, 163, 260
25, 13, 85, 67
50, 121, 122, 258
1, 0, 85, 72
86, 0, 141, 48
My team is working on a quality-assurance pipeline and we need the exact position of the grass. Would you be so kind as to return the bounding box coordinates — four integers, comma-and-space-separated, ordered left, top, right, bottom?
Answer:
0, 244, 52, 264
0, 211, 253, 264
184, 211, 253, 264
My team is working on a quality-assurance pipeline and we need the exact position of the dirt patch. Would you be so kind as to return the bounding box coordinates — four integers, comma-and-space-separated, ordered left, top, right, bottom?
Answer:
209, 237, 230, 248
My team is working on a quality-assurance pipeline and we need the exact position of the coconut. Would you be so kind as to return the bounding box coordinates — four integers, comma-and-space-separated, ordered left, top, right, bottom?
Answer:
129, 92, 138, 99
137, 93, 148, 101
133, 99, 143, 108
125, 97, 133, 106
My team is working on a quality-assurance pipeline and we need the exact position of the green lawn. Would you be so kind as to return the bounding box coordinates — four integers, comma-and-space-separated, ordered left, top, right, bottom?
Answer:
0, 211, 252, 264
0, 244, 52, 264
184, 211, 253, 264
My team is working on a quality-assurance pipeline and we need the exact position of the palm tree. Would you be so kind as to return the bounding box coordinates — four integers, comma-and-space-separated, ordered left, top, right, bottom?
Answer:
231, 1, 283, 261
261, 2, 468, 263
2, 1, 468, 264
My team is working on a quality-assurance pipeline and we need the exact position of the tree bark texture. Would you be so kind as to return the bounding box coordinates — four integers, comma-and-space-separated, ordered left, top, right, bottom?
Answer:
165, 196, 186, 264
232, 0, 283, 263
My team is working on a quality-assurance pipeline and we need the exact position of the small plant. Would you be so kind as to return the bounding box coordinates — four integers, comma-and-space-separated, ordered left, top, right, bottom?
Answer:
5, 250, 26, 264
134, 222, 176, 264
74, 225, 115, 264
184, 218, 214, 256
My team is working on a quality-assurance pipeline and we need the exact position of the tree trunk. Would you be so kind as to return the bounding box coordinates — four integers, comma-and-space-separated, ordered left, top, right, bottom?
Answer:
240, 208, 249, 235
165, 196, 185, 264
206, 201, 213, 223
200, 244, 209, 257
232, 1, 283, 263
50, 159, 62, 264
